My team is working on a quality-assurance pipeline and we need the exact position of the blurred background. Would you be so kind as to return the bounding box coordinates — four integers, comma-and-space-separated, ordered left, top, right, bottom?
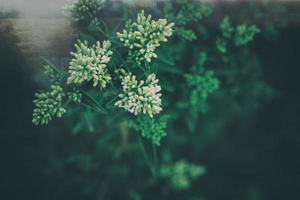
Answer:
0, 0, 300, 199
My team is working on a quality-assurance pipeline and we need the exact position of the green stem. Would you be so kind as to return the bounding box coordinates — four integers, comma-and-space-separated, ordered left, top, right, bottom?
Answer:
98, 18, 110, 37
110, 40, 123, 46
152, 141, 158, 176
80, 90, 107, 114
109, 82, 118, 94
105, 95, 118, 109
97, 130, 118, 148
79, 102, 104, 114
112, 47, 125, 62
145, 62, 151, 75
112, 16, 126, 33
138, 134, 155, 176
97, 27, 110, 38
63, 98, 72, 107
40, 57, 63, 75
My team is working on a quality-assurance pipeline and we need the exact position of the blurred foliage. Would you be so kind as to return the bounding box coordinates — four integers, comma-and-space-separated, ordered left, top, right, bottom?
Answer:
217, 16, 260, 53
63, 0, 106, 21
160, 160, 206, 190
30, 0, 290, 199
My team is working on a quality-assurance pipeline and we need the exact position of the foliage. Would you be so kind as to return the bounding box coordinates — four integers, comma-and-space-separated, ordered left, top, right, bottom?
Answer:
234, 24, 260, 46
163, 0, 212, 41
217, 16, 260, 53
185, 67, 219, 114
30, 0, 288, 199
32, 10, 174, 171
175, 27, 197, 41
160, 160, 206, 190
127, 114, 169, 146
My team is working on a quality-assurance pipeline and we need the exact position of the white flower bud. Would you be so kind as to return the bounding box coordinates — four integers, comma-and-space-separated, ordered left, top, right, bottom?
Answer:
115, 72, 162, 117
67, 40, 112, 89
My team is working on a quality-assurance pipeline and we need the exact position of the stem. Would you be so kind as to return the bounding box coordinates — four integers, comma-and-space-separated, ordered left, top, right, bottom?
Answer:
105, 95, 118, 109
79, 102, 104, 114
80, 90, 107, 114
110, 40, 123, 46
152, 141, 158, 176
145, 62, 151, 75
112, 47, 125, 62
138, 134, 155, 176
98, 18, 110, 37
84, 112, 94, 132
97, 129, 119, 148
40, 57, 63, 75
110, 82, 118, 94
63, 98, 72, 107
112, 16, 126, 33
138, 65, 147, 75
97, 27, 110, 38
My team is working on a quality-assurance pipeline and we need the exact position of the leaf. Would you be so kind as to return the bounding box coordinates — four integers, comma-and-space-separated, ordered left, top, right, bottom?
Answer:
153, 62, 183, 75
175, 27, 197, 41
216, 37, 227, 53
156, 46, 175, 66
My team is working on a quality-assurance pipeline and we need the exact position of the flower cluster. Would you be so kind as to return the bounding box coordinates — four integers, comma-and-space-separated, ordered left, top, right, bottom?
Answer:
32, 85, 66, 126
117, 10, 174, 63
43, 64, 60, 82
160, 160, 205, 189
67, 40, 112, 89
68, 89, 82, 103
63, 0, 105, 21
115, 70, 162, 117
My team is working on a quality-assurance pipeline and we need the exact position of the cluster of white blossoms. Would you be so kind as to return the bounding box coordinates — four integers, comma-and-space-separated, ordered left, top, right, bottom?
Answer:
115, 70, 162, 117
63, 0, 105, 21
117, 10, 174, 63
67, 40, 112, 89
32, 85, 66, 126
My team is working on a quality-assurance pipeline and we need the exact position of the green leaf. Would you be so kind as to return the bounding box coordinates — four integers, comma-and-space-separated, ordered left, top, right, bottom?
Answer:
156, 46, 175, 66
154, 62, 183, 75
216, 37, 227, 53
175, 27, 197, 41
127, 114, 170, 146
220, 16, 234, 38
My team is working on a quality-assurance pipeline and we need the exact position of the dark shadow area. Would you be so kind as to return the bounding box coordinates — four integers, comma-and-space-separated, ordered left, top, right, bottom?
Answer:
199, 26, 300, 200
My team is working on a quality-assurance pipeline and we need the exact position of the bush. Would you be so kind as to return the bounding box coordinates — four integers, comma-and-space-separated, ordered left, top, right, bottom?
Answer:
32, 0, 287, 199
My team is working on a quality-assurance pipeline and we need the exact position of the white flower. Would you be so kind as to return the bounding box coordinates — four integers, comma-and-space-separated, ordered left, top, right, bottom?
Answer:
115, 70, 162, 117
63, 0, 105, 21
117, 10, 174, 64
67, 40, 112, 89
32, 85, 66, 126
